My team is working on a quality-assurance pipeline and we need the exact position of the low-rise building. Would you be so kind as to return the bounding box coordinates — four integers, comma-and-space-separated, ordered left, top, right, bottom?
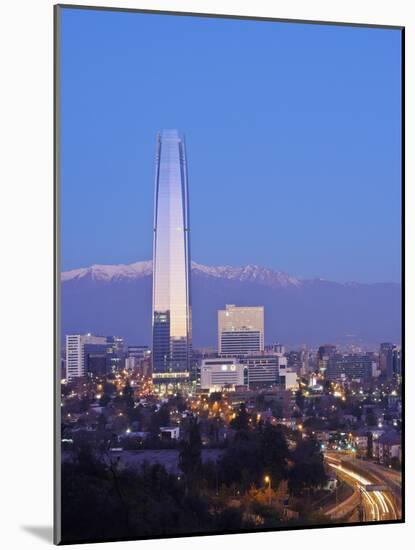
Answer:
200, 358, 245, 392
160, 426, 180, 440
373, 430, 402, 466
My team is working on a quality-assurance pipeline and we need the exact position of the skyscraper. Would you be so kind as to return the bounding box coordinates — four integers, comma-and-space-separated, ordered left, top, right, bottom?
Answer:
152, 130, 192, 375
317, 344, 337, 374
379, 342, 397, 379
65, 333, 108, 380
218, 304, 264, 356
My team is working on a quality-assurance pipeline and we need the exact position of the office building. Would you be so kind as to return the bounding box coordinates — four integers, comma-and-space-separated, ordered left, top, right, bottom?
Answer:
86, 350, 108, 376
107, 336, 124, 355
286, 350, 301, 374
326, 354, 374, 382
126, 346, 151, 372
106, 336, 125, 371
218, 304, 264, 356
237, 353, 298, 390
200, 357, 245, 392
152, 130, 192, 375
379, 343, 395, 379
280, 370, 298, 390
128, 345, 150, 361
276, 355, 298, 390
317, 344, 337, 374
286, 349, 310, 377
125, 356, 137, 370
240, 354, 279, 389
65, 334, 108, 380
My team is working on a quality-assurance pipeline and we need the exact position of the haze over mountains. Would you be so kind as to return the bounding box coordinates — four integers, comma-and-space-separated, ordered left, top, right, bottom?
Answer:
61, 261, 401, 349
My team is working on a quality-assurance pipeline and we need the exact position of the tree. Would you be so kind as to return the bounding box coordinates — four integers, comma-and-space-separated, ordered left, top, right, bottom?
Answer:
259, 423, 289, 486
207, 416, 222, 444
250, 500, 282, 528
124, 382, 133, 397
61, 442, 213, 542
123, 382, 134, 409
79, 396, 90, 413
149, 404, 170, 438
295, 389, 305, 411
255, 393, 266, 410
157, 404, 170, 426
179, 417, 202, 492
218, 433, 258, 490
99, 393, 111, 407
214, 507, 244, 531
230, 403, 249, 432
303, 417, 327, 431
127, 402, 143, 425
61, 384, 71, 398
209, 392, 222, 403
172, 392, 188, 413
271, 402, 283, 419
97, 413, 107, 431
103, 381, 116, 394
217, 421, 290, 493
288, 437, 328, 495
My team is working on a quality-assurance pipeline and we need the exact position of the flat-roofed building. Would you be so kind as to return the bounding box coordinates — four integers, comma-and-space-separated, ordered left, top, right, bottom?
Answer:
218, 304, 264, 356
128, 345, 150, 360
66, 334, 108, 380
240, 354, 279, 389
200, 357, 245, 392
326, 354, 374, 382
280, 370, 298, 390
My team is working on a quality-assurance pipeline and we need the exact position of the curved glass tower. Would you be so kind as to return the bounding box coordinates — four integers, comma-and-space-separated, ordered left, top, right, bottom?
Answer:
152, 130, 192, 374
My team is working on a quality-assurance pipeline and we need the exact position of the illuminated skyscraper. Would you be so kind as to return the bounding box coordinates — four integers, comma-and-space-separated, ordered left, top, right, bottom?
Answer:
152, 130, 192, 374
218, 304, 264, 356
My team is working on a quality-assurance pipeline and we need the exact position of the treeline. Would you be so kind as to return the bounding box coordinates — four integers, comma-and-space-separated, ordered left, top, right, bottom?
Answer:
194, 404, 327, 496
61, 404, 329, 543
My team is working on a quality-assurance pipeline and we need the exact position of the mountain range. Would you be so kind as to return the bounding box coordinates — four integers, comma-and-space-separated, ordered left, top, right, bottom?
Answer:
61, 261, 401, 349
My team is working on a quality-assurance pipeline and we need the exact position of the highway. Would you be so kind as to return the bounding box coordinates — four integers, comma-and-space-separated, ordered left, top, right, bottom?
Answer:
324, 451, 401, 522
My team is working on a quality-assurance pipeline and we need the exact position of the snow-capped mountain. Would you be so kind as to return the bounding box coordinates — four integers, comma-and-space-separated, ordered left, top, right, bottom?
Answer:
61, 260, 301, 288
191, 262, 301, 288
61, 260, 401, 347
61, 261, 153, 282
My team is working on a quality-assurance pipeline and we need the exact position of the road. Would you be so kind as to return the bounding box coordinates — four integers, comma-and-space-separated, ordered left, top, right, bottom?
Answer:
324, 451, 401, 522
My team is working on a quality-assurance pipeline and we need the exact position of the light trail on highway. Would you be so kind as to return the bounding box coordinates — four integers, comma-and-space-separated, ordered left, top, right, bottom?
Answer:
325, 456, 398, 521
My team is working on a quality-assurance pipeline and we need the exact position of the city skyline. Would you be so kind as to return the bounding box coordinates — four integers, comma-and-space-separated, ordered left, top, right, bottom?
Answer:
60, 8, 402, 283
56, 7, 403, 544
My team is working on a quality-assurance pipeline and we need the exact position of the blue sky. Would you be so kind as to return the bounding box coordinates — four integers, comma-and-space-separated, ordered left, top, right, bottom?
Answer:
60, 7, 402, 283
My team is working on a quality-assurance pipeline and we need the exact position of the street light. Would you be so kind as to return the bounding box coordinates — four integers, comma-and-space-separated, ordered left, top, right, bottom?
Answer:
264, 475, 271, 505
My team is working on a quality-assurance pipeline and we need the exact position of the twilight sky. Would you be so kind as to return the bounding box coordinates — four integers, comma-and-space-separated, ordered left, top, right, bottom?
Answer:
60, 7, 402, 283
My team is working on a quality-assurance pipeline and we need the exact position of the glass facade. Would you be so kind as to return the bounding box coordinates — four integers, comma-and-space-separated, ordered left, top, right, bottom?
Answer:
152, 130, 192, 373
